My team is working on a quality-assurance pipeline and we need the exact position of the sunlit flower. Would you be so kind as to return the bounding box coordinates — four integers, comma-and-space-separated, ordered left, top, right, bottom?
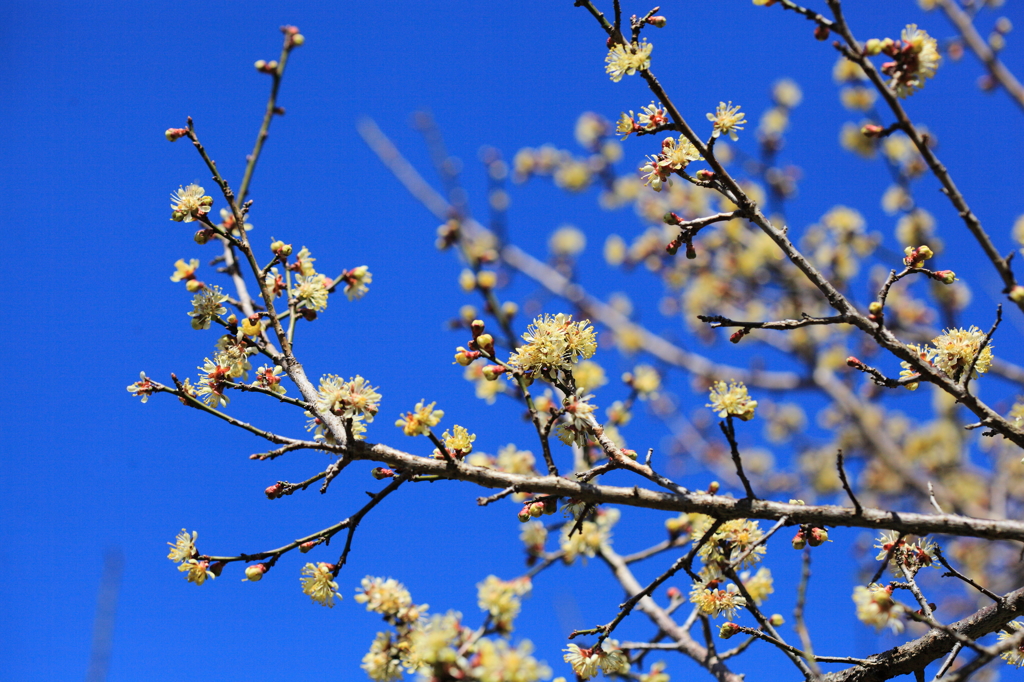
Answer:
605, 39, 652, 82
295, 273, 330, 312
930, 326, 992, 380
196, 357, 231, 408
561, 508, 620, 564
170, 258, 199, 283
408, 612, 463, 666
556, 391, 598, 447
316, 374, 381, 422
477, 575, 531, 630
689, 581, 747, 619
707, 102, 746, 141
179, 559, 215, 585
355, 576, 413, 617
301, 562, 340, 607
188, 285, 229, 330
707, 380, 757, 421
852, 583, 904, 632
167, 528, 197, 563
442, 424, 476, 454
506, 314, 597, 374
563, 643, 601, 680
253, 365, 287, 395
127, 371, 156, 403
741, 567, 774, 605
395, 400, 444, 436
496, 444, 537, 475
170, 183, 213, 222
361, 632, 404, 682
342, 265, 373, 301
998, 622, 1024, 668
473, 638, 551, 682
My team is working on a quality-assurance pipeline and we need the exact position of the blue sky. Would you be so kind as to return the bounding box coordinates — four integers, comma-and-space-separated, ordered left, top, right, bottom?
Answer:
2, 2, 1023, 680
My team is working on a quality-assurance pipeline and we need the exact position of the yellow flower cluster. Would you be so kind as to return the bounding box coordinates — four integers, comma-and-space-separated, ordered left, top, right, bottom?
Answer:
506, 313, 597, 374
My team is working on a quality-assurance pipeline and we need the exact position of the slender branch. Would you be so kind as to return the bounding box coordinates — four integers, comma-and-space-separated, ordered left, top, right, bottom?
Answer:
720, 417, 757, 500
837, 450, 863, 514
935, 0, 1024, 113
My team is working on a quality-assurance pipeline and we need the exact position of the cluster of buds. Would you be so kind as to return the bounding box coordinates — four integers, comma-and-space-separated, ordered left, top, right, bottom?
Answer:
282, 25, 305, 49
903, 244, 934, 268
663, 212, 698, 259
792, 525, 829, 549
455, 319, 499, 367
270, 240, 294, 259
254, 59, 279, 74
516, 496, 559, 523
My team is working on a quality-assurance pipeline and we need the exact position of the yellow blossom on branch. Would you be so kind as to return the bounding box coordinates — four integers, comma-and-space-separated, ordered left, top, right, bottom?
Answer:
605, 39, 652, 82
707, 380, 758, 421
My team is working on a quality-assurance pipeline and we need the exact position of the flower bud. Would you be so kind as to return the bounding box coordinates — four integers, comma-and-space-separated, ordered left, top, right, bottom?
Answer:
291, 34, 305, 46
477, 270, 497, 290
808, 527, 830, 546
868, 301, 882, 315
864, 38, 884, 55
265, 482, 283, 499
529, 501, 545, 517
244, 564, 267, 582
621, 449, 638, 460
720, 622, 742, 639
482, 365, 506, 381
165, 127, 189, 142
226, 314, 238, 327
186, 280, 204, 293
171, 210, 186, 222
861, 124, 884, 137
647, 15, 667, 27
792, 529, 806, 550
371, 467, 395, 480
476, 333, 494, 352
769, 614, 785, 626
517, 507, 532, 523
254, 59, 267, 70
300, 541, 316, 553
707, 481, 720, 495
501, 301, 518, 318
1009, 286, 1024, 303
814, 25, 830, 40
932, 270, 957, 284
666, 586, 681, 599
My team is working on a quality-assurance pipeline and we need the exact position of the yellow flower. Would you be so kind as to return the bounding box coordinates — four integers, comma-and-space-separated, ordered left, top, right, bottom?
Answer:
707, 380, 757, 421
343, 265, 373, 301
395, 400, 444, 436
170, 184, 213, 222
179, 559, 215, 585
998, 622, 1024, 668
605, 39, 652, 82
442, 424, 476, 454
707, 101, 746, 141
300, 562, 340, 607
689, 581, 747, 619
170, 258, 199, 282
852, 583, 904, 632
167, 528, 197, 563
931, 326, 993, 380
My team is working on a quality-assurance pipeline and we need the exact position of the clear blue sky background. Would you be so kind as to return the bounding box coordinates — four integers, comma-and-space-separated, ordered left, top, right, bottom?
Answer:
2, 2, 1023, 681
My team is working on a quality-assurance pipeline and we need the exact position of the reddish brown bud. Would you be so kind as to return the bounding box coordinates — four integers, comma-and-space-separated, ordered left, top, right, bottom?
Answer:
814, 25, 830, 40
